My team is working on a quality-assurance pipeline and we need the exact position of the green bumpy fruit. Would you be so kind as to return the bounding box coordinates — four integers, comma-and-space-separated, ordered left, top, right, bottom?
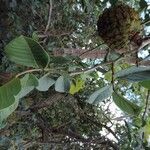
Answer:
97, 4, 141, 53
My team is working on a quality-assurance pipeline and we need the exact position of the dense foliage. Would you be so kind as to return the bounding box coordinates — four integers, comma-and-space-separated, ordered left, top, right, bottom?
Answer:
0, 0, 150, 149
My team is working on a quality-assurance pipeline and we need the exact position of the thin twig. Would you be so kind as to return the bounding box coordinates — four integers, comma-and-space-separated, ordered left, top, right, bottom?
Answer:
111, 62, 115, 90
15, 68, 53, 78
44, 0, 52, 34
138, 36, 150, 50
86, 114, 119, 141
69, 54, 123, 76
142, 90, 150, 125
15, 69, 42, 78
119, 36, 150, 56
142, 19, 150, 25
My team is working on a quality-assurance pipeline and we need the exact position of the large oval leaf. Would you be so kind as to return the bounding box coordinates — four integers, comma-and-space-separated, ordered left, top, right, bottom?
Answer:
0, 78, 21, 110
55, 76, 70, 93
5, 35, 50, 68
0, 78, 21, 124
87, 85, 113, 105
36, 74, 55, 91
115, 66, 150, 82
112, 92, 142, 116
0, 99, 19, 125
0, 74, 38, 124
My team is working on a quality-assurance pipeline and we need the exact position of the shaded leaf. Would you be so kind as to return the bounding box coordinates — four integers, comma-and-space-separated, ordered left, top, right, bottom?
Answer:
0, 99, 19, 125
0, 74, 38, 124
32, 31, 39, 41
0, 78, 21, 109
139, 0, 148, 10
16, 74, 38, 99
112, 92, 141, 115
36, 74, 55, 91
0, 78, 21, 123
51, 56, 71, 65
55, 76, 70, 93
115, 66, 150, 82
139, 80, 150, 90
5, 35, 49, 68
88, 85, 113, 105
107, 51, 120, 61
132, 117, 143, 127
109, 0, 118, 7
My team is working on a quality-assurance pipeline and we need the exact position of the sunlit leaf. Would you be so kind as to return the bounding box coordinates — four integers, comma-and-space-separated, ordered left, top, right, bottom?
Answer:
143, 120, 150, 141
69, 78, 85, 94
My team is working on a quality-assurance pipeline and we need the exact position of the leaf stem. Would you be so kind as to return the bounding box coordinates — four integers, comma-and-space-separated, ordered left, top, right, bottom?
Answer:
15, 68, 52, 78
111, 62, 115, 90
44, 0, 52, 34
142, 90, 150, 126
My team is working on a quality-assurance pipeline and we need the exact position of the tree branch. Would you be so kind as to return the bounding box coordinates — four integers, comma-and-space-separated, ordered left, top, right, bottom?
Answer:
69, 55, 123, 76
53, 48, 107, 59
44, 0, 52, 34
86, 114, 119, 141
138, 37, 150, 51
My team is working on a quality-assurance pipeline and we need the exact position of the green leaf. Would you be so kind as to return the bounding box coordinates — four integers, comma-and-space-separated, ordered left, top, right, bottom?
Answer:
143, 121, 150, 140
139, 80, 150, 90
69, 78, 85, 95
88, 85, 113, 105
36, 74, 55, 91
109, 0, 118, 6
0, 74, 38, 124
32, 31, 39, 41
107, 51, 120, 61
0, 99, 19, 125
55, 76, 70, 93
132, 117, 143, 127
50, 56, 71, 65
0, 78, 21, 109
115, 66, 150, 82
104, 71, 112, 81
5, 35, 50, 68
0, 78, 21, 124
139, 0, 148, 10
16, 74, 38, 99
112, 92, 141, 115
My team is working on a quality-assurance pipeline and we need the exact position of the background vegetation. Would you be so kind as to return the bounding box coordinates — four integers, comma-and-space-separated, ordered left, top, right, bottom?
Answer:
0, 0, 150, 149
